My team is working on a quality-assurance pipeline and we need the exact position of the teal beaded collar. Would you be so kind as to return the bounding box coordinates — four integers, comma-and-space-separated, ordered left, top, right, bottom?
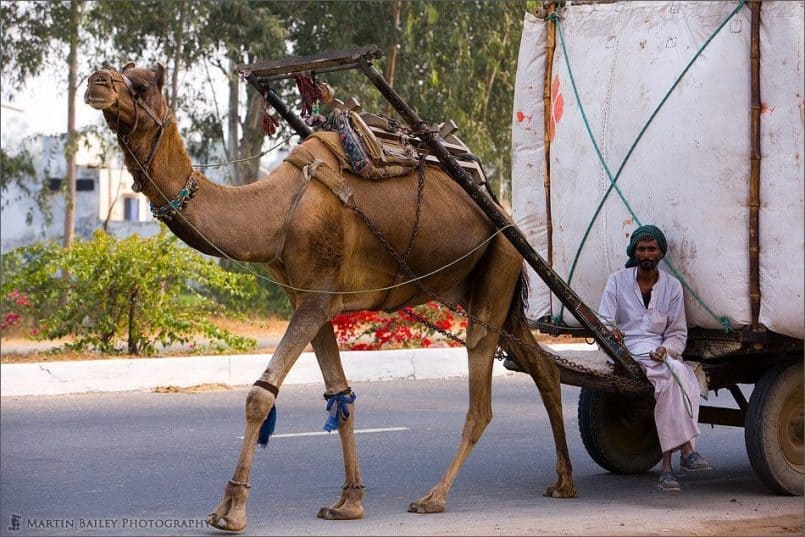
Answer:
150, 171, 199, 221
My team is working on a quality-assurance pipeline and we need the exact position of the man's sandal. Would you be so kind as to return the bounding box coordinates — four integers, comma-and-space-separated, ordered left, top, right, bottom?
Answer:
680, 451, 712, 472
657, 472, 681, 492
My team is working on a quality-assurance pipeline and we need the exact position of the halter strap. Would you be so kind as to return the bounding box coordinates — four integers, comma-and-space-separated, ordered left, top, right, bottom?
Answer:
89, 68, 172, 192
117, 72, 166, 127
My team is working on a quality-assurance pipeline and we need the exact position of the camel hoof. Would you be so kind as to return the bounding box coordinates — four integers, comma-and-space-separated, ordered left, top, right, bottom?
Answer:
207, 514, 245, 532
544, 482, 577, 499
407, 501, 445, 514
317, 506, 364, 520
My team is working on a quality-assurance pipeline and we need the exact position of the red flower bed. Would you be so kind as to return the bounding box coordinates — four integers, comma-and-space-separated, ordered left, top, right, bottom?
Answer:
332, 302, 467, 350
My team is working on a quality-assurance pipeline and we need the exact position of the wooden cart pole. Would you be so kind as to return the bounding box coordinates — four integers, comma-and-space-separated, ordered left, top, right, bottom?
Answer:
357, 56, 645, 381
543, 1, 558, 304
749, 0, 762, 336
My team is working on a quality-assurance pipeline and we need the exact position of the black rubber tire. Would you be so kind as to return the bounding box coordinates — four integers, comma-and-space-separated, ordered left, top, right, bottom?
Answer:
578, 387, 662, 474
745, 361, 804, 496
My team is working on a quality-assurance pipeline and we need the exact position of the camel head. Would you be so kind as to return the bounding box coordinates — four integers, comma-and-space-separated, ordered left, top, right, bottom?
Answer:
84, 62, 167, 135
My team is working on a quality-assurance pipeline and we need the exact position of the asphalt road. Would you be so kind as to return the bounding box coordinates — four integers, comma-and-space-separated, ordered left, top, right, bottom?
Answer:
1, 376, 801, 536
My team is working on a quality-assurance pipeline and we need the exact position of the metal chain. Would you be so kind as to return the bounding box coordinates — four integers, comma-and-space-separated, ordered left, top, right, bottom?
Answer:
399, 306, 471, 347
387, 156, 427, 294
346, 193, 650, 393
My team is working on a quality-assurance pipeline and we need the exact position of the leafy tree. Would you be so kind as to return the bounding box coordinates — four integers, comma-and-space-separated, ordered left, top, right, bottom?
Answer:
89, 0, 288, 185
1, 0, 82, 245
0, 228, 257, 355
0, 146, 50, 225
87, 1, 214, 109
198, 0, 288, 185
285, 0, 528, 201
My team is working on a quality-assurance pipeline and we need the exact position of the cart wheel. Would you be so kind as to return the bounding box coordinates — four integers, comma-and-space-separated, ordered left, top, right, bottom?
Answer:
578, 388, 661, 474
745, 361, 804, 496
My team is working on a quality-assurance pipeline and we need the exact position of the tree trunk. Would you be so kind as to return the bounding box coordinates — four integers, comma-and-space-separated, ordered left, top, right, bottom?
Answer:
127, 286, 139, 355
235, 80, 265, 185
63, 0, 79, 247
482, 12, 511, 125
227, 56, 241, 184
384, 0, 403, 116
169, 0, 186, 110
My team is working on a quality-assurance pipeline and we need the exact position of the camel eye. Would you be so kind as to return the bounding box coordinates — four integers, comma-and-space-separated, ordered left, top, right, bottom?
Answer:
132, 80, 150, 93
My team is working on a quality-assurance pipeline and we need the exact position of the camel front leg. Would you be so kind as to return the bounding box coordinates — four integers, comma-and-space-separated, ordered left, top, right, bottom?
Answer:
208, 299, 332, 532
311, 322, 365, 520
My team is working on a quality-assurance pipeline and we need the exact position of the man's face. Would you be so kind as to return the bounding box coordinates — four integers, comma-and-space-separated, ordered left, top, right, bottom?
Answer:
634, 237, 662, 271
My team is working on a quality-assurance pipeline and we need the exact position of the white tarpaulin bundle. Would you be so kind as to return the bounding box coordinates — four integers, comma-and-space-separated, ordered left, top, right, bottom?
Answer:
512, 1, 803, 339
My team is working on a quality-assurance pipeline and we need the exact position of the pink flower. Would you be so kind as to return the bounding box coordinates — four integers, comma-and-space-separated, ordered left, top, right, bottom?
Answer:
1, 313, 21, 329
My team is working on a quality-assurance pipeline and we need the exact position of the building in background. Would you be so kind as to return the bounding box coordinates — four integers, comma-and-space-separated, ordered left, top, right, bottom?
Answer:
1, 127, 289, 253
1, 134, 159, 252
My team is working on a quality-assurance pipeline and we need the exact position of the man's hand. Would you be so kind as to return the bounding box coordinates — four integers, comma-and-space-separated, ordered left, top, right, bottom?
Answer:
649, 346, 668, 362
610, 328, 624, 344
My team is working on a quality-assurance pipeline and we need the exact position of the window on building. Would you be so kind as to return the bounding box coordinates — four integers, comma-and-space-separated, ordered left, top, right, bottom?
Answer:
77, 179, 95, 191
47, 178, 95, 191
123, 197, 139, 221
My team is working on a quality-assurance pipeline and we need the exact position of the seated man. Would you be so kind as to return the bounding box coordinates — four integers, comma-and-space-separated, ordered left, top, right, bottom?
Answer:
599, 225, 711, 491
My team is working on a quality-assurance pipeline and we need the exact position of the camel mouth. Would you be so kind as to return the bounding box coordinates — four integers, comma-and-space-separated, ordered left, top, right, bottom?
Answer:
84, 90, 117, 110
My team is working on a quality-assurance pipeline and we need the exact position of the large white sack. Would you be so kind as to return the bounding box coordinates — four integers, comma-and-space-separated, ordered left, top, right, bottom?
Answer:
511, 12, 551, 321
511, 1, 804, 339
758, 1, 804, 337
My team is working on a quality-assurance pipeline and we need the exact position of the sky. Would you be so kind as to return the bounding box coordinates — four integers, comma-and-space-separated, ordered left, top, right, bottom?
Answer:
2, 70, 99, 149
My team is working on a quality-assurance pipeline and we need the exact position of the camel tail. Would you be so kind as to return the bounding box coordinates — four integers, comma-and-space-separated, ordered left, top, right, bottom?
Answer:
503, 267, 530, 337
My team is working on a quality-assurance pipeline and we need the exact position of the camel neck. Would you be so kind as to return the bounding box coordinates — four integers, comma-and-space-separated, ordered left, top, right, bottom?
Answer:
119, 116, 298, 263
128, 121, 196, 204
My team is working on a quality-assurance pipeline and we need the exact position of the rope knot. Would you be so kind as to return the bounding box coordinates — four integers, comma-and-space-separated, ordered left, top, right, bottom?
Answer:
323, 387, 356, 432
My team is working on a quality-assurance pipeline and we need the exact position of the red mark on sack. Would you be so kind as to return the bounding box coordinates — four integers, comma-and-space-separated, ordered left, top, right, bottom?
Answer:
550, 75, 565, 142
516, 110, 532, 123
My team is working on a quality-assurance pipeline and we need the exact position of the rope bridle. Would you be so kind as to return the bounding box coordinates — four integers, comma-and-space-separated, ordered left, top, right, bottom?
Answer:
89, 69, 173, 193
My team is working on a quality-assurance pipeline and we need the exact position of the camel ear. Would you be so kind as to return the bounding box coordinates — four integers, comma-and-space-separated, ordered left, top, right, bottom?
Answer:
154, 63, 166, 91
121, 62, 135, 72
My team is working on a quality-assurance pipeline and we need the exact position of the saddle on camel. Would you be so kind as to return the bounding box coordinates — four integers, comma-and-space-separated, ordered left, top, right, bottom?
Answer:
84, 55, 576, 532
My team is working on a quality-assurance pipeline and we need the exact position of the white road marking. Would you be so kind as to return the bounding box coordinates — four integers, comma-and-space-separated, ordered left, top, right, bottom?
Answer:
237, 426, 409, 440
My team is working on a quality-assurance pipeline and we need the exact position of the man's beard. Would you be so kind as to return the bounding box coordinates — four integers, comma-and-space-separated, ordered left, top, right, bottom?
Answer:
639, 258, 659, 270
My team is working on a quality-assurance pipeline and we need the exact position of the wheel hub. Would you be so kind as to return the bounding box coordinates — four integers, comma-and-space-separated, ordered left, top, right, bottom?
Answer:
778, 384, 804, 474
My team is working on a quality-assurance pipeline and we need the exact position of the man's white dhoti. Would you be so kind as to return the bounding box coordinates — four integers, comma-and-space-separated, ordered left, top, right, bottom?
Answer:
600, 267, 701, 453
636, 355, 700, 452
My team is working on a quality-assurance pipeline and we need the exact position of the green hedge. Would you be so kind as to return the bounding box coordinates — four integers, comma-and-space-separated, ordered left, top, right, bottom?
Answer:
1, 227, 259, 355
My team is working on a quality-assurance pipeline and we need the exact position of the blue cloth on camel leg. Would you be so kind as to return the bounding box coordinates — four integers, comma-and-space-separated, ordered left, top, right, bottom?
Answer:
323, 391, 357, 432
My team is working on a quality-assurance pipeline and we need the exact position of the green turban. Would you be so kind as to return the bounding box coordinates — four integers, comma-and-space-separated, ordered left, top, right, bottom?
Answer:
625, 225, 667, 268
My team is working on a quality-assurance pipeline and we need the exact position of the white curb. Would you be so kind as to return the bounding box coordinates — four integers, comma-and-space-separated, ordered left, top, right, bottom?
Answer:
0, 343, 595, 397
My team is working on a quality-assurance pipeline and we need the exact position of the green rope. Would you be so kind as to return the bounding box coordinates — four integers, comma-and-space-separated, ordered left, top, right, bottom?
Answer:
632, 351, 696, 418
547, 2, 744, 333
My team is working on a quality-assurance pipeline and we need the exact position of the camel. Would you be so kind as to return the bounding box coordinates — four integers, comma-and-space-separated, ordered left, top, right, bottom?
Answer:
84, 62, 576, 531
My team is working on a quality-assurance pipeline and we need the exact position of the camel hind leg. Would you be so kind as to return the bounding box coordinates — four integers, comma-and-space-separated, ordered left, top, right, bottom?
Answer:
506, 320, 577, 498
408, 237, 520, 514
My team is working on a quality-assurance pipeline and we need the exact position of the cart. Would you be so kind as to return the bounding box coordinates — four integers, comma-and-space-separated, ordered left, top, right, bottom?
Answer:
236, 39, 803, 496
